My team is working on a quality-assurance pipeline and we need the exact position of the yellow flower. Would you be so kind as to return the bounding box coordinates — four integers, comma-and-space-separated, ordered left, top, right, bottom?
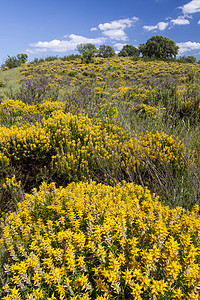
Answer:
2, 287, 20, 300
172, 288, 184, 299
131, 283, 143, 299
150, 279, 167, 296
186, 291, 199, 300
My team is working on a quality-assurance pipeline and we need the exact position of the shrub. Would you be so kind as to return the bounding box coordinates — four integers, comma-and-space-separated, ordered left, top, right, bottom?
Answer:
33, 58, 45, 63
61, 54, 82, 61
13, 78, 59, 104
0, 106, 188, 213
1, 181, 200, 299
44, 56, 58, 62
2, 54, 28, 69
0, 98, 65, 127
178, 56, 197, 64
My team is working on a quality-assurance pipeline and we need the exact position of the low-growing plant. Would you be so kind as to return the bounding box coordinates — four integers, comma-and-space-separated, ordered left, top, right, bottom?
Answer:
61, 54, 82, 61
0, 176, 24, 217
0, 106, 191, 213
0, 54, 200, 300
1, 181, 200, 299
0, 98, 65, 127
12, 77, 59, 104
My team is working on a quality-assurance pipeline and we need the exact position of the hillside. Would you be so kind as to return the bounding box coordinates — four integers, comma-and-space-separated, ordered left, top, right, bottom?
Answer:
0, 57, 200, 299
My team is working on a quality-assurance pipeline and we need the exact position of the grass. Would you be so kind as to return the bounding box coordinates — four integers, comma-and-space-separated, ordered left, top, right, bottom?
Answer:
0, 66, 23, 99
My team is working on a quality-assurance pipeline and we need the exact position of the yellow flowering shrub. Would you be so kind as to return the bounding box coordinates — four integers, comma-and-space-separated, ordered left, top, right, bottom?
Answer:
0, 57, 199, 300
1, 181, 200, 299
18, 57, 200, 127
130, 104, 166, 120
0, 99, 65, 126
20, 57, 200, 90
0, 109, 186, 191
124, 131, 185, 168
1, 66, 8, 71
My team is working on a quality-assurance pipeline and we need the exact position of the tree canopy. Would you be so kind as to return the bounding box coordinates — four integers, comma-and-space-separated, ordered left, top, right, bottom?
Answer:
118, 45, 139, 57
139, 35, 179, 59
75, 36, 182, 64
179, 55, 197, 63
98, 45, 115, 58
76, 43, 97, 63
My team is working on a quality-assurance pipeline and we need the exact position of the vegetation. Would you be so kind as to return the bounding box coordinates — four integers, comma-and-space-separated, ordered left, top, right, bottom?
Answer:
118, 44, 140, 57
76, 43, 98, 63
0, 43, 200, 299
178, 55, 197, 64
1, 181, 200, 299
139, 36, 179, 59
1, 53, 28, 70
98, 45, 115, 58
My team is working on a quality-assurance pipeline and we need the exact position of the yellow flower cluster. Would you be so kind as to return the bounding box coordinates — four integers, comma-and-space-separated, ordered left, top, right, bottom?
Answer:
113, 86, 132, 99
2, 176, 21, 192
1, 181, 200, 299
0, 152, 10, 168
0, 99, 65, 126
0, 109, 185, 189
1, 66, 8, 71
130, 103, 166, 119
18, 57, 200, 123
0, 55, 199, 300
20, 57, 200, 89
121, 130, 185, 179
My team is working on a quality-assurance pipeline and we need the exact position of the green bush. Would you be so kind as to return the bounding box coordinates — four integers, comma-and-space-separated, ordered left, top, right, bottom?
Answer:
2, 53, 28, 69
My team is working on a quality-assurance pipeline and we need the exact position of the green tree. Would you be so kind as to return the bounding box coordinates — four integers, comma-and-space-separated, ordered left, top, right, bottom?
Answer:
76, 43, 97, 63
179, 55, 197, 63
16, 53, 28, 64
118, 44, 139, 57
98, 45, 115, 58
139, 36, 179, 59
2, 53, 28, 69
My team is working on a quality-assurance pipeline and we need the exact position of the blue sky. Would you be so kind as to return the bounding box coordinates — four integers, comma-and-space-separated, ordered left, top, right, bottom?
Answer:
0, 0, 200, 64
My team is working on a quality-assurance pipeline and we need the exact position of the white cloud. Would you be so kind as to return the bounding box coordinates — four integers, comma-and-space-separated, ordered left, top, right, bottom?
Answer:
90, 27, 97, 31
157, 21, 169, 30
98, 17, 139, 41
198, 19, 200, 23
180, 0, 200, 14
99, 18, 138, 31
171, 16, 190, 25
68, 34, 105, 44
113, 43, 126, 50
177, 41, 200, 54
28, 17, 140, 54
28, 34, 106, 54
26, 48, 47, 54
143, 21, 168, 31
144, 15, 193, 32
102, 29, 128, 41
143, 25, 158, 31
